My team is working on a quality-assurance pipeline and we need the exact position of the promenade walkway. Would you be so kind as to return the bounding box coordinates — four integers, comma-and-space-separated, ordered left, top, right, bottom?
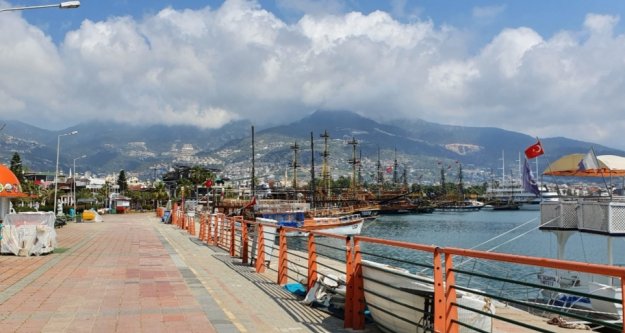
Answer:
0, 213, 377, 333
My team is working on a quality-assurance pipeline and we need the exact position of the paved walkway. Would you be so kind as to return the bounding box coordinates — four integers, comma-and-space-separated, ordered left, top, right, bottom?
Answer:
0, 213, 377, 333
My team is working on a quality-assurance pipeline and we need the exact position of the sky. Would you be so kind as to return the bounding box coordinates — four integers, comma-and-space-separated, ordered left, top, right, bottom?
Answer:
2, 0, 625, 149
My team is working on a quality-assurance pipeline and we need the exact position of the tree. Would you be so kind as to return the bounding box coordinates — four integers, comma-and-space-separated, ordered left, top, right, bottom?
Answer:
153, 181, 169, 207
117, 170, 128, 193
189, 165, 212, 199
10, 152, 24, 184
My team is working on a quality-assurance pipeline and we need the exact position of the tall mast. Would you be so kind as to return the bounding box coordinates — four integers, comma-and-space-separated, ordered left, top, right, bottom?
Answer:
347, 137, 359, 190
320, 130, 331, 199
290, 142, 300, 190
310, 132, 316, 208
251, 126, 255, 198
458, 162, 464, 198
501, 150, 505, 186
392, 148, 398, 185
358, 149, 363, 185
376, 147, 383, 185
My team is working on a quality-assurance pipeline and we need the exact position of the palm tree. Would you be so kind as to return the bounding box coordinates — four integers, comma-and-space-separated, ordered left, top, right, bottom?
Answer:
153, 181, 169, 207
189, 165, 212, 199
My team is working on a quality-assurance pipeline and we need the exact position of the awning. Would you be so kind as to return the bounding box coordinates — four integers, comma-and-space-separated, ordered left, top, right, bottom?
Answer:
543, 154, 625, 177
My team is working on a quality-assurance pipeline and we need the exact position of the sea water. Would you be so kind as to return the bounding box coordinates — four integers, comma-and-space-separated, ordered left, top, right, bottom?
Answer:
362, 210, 625, 265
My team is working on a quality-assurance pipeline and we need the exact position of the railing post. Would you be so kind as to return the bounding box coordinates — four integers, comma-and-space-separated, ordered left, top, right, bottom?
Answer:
619, 276, 625, 333
344, 236, 354, 328
188, 216, 196, 236
351, 238, 365, 330
242, 221, 249, 264
277, 227, 288, 285
307, 233, 318, 291
229, 218, 236, 256
213, 214, 220, 245
433, 247, 446, 332
255, 224, 266, 273
198, 214, 205, 241
207, 214, 214, 244
445, 252, 458, 333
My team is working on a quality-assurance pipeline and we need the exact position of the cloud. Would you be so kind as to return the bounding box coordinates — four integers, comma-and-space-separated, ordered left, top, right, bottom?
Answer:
472, 5, 505, 20
1, 0, 625, 150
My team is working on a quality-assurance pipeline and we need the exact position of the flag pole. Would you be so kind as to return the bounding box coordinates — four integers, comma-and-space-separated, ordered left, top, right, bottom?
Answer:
535, 138, 563, 198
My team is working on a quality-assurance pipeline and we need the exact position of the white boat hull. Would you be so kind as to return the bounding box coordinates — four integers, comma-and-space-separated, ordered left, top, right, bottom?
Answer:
361, 260, 494, 333
588, 281, 623, 318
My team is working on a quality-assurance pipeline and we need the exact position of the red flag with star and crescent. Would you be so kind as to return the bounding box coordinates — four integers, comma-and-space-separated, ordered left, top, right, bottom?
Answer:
524, 140, 544, 159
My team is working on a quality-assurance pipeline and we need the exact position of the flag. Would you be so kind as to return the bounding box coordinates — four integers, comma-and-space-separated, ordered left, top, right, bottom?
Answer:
386, 166, 393, 174
522, 159, 540, 196
204, 179, 213, 188
578, 149, 600, 171
524, 140, 544, 159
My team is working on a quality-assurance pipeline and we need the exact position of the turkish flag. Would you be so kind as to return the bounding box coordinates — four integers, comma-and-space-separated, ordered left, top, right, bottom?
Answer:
524, 141, 544, 159
204, 179, 213, 188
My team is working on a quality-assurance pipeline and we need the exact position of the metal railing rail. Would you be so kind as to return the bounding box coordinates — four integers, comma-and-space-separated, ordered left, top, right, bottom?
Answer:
166, 207, 625, 332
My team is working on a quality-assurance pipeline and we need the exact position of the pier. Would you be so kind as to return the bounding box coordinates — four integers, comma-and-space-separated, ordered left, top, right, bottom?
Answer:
1, 211, 623, 332
0, 213, 364, 332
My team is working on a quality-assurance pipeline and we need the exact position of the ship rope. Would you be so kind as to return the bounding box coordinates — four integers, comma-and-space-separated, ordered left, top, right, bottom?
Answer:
454, 215, 560, 268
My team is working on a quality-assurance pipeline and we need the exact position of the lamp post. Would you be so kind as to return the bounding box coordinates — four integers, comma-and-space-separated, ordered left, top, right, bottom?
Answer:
0, 1, 80, 12
72, 154, 86, 221
53, 130, 78, 216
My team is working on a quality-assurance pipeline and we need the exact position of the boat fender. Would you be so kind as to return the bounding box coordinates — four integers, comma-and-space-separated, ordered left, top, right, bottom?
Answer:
302, 281, 321, 305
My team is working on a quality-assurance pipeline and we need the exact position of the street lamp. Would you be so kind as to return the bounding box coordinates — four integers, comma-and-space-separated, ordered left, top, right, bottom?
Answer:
73, 154, 86, 221
53, 130, 78, 216
0, 1, 80, 12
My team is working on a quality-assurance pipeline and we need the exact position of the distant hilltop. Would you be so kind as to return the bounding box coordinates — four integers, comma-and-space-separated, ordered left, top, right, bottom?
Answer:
0, 111, 622, 183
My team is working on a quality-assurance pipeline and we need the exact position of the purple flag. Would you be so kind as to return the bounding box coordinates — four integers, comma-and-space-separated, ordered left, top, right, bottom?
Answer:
523, 158, 540, 196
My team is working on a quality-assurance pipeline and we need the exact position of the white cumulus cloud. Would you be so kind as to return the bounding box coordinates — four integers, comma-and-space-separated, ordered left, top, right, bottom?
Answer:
0, 0, 624, 150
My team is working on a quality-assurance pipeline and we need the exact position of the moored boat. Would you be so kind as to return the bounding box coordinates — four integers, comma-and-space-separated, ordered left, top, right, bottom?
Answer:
299, 214, 364, 236
361, 259, 495, 332
435, 199, 484, 212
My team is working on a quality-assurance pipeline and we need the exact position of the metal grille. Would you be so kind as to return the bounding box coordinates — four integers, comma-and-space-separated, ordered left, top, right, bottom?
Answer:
579, 201, 608, 232
608, 202, 625, 233
540, 202, 560, 228
560, 201, 579, 229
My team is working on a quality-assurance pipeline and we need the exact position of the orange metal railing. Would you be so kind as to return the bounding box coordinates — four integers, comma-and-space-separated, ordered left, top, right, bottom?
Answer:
167, 206, 625, 332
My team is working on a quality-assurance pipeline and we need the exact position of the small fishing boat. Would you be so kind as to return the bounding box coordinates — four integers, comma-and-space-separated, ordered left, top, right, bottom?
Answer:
300, 214, 364, 236
361, 260, 495, 333
435, 199, 484, 212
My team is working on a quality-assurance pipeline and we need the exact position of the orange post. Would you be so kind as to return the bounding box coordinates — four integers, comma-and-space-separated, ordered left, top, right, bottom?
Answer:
433, 247, 446, 333
445, 253, 458, 333
277, 227, 288, 285
344, 236, 354, 328
351, 238, 366, 330
188, 216, 196, 236
213, 214, 219, 245
242, 220, 249, 264
229, 218, 236, 256
307, 233, 318, 291
255, 224, 266, 273
198, 214, 205, 240
172, 204, 178, 226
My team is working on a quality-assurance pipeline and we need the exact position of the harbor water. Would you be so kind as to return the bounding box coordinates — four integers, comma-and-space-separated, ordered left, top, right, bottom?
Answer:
362, 210, 625, 265
286, 210, 625, 302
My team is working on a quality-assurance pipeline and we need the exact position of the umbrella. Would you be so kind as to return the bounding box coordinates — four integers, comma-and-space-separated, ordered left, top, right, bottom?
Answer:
543, 154, 625, 177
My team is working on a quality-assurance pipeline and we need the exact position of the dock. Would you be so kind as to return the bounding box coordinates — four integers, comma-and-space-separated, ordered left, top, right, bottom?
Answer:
0, 213, 377, 332
0, 212, 600, 332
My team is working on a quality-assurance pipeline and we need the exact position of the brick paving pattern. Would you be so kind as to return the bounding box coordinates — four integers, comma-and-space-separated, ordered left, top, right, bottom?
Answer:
0, 213, 374, 333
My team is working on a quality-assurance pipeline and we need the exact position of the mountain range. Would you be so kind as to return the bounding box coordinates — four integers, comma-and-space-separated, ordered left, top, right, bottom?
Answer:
1, 110, 622, 183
